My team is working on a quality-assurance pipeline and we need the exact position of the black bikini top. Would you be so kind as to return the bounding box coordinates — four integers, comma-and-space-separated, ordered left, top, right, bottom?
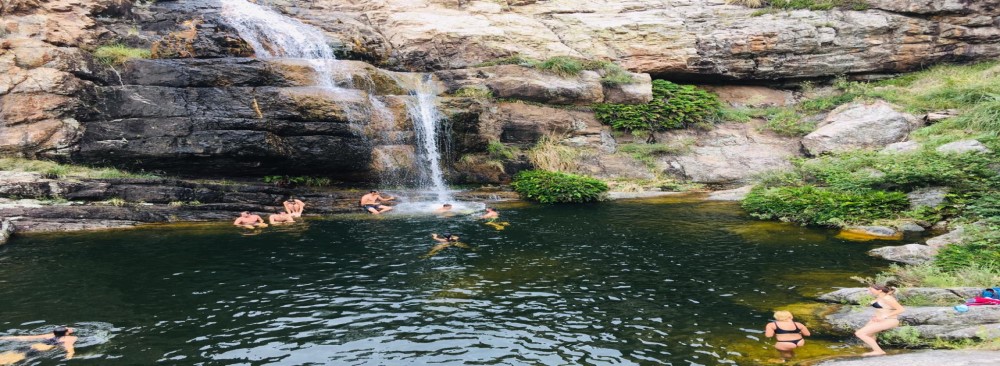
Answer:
871, 300, 884, 309
772, 321, 801, 334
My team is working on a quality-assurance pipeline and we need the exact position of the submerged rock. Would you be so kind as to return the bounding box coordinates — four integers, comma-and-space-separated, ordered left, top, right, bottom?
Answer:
838, 226, 903, 241
802, 101, 920, 156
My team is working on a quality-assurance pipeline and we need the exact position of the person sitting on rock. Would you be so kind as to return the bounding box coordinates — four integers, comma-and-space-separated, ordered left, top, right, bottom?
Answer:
283, 196, 305, 217
359, 190, 395, 215
0, 326, 77, 363
233, 211, 267, 229
269, 210, 295, 225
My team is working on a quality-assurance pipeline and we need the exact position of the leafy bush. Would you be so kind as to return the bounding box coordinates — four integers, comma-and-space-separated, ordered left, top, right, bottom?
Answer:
594, 80, 722, 137
93, 44, 151, 65
536, 56, 584, 77
263, 175, 332, 188
795, 150, 1000, 193
742, 185, 908, 226
487, 140, 516, 160
512, 170, 609, 203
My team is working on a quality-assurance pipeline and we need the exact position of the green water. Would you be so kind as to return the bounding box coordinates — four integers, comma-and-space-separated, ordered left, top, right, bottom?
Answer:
0, 197, 896, 365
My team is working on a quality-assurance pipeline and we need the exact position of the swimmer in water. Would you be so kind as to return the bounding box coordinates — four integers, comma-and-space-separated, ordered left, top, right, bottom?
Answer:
0, 326, 77, 364
480, 207, 510, 230
434, 203, 456, 217
423, 232, 471, 258
233, 211, 268, 229
764, 310, 811, 362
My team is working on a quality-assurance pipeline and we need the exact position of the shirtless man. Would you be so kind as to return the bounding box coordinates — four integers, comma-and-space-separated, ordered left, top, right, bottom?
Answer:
233, 211, 267, 229
268, 211, 295, 225
359, 190, 395, 214
480, 207, 499, 220
434, 203, 454, 216
283, 196, 305, 218
0, 326, 77, 363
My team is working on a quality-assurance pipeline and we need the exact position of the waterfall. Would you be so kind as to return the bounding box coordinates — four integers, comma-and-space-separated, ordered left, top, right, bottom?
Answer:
406, 75, 452, 203
219, 0, 336, 88
219, 0, 453, 204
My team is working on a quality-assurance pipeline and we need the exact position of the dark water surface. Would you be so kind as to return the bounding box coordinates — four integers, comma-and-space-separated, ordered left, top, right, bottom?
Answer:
0, 197, 897, 365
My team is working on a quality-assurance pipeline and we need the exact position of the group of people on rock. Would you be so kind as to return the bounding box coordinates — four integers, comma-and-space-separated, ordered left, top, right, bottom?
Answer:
766, 284, 904, 362
232, 197, 305, 229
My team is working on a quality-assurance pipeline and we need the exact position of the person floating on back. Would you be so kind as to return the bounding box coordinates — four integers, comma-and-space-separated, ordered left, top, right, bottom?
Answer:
423, 232, 471, 258
269, 210, 295, 225
481, 207, 510, 230
855, 284, 905, 356
233, 211, 268, 229
359, 190, 395, 214
283, 196, 305, 217
0, 326, 77, 363
764, 310, 811, 362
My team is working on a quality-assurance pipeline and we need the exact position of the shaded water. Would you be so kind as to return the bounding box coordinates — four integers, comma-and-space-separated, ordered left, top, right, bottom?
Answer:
0, 198, 896, 365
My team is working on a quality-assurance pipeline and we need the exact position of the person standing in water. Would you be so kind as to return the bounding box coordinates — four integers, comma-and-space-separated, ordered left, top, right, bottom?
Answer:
233, 211, 267, 229
0, 326, 77, 363
764, 310, 811, 362
269, 210, 295, 225
480, 207, 499, 220
480, 207, 509, 230
283, 196, 305, 217
359, 190, 395, 214
855, 284, 904, 356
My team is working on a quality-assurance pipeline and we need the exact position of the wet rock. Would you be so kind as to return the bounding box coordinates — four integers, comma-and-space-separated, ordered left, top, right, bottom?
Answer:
825, 305, 1000, 341
881, 141, 922, 154
818, 287, 981, 305
898, 222, 926, 233
868, 243, 934, 264
817, 350, 1000, 366
802, 101, 920, 156
0, 219, 14, 246
936, 139, 992, 154
908, 187, 949, 210
706, 185, 753, 201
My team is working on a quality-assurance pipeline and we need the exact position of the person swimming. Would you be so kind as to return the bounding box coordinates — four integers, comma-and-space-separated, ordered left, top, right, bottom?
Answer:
423, 233, 471, 258
480, 207, 510, 230
0, 326, 78, 364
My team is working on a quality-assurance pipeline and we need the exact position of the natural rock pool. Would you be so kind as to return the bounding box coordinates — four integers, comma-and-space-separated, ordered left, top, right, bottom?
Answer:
0, 197, 897, 365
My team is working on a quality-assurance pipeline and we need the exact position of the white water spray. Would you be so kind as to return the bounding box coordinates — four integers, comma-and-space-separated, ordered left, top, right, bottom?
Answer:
406, 75, 452, 203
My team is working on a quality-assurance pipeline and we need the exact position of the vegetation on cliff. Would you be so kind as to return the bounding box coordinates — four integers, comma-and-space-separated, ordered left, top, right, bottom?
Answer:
476, 55, 636, 85
512, 170, 608, 203
594, 80, 722, 141
0, 157, 158, 179
92, 44, 152, 65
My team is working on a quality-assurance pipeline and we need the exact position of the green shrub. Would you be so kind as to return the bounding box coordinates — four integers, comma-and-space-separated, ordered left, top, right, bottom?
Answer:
594, 80, 722, 136
93, 44, 152, 65
263, 175, 332, 188
760, 108, 816, 137
536, 56, 584, 77
742, 185, 908, 226
453, 86, 494, 99
795, 150, 999, 193
512, 170, 609, 203
474, 55, 540, 67
487, 140, 516, 160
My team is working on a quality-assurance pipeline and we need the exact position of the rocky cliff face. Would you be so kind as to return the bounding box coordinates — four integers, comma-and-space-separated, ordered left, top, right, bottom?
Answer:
2, 0, 999, 184
270, 0, 1000, 80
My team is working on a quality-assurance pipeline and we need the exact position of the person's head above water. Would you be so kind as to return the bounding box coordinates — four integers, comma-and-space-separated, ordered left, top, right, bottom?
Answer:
442, 232, 458, 241
240, 211, 250, 217
442, 204, 453, 208
486, 207, 496, 212
53, 326, 70, 337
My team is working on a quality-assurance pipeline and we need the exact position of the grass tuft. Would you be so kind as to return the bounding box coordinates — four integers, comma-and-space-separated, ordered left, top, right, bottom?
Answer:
93, 44, 152, 65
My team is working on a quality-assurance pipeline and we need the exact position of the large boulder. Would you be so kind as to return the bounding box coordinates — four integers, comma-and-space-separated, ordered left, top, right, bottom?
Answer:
660, 121, 802, 186
926, 227, 965, 249
908, 187, 949, 210
0, 218, 13, 246
826, 305, 1000, 341
802, 101, 920, 156
818, 287, 981, 305
868, 243, 935, 264
817, 350, 1000, 366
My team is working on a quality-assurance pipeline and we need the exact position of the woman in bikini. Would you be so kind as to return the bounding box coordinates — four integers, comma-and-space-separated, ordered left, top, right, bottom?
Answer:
854, 284, 905, 356
764, 310, 811, 361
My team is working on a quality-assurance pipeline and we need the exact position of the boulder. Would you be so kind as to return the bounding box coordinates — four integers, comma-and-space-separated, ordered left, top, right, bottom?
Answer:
436, 65, 619, 105
802, 101, 920, 156
936, 139, 992, 154
826, 305, 1000, 341
706, 185, 753, 201
700, 85, 795, 107
881, 140, 922, 154
897, 222, 926, 233
868, 243, 935, 264
926, 227, 965, 249
818, 287, 981, 305
908, 187, 949, 210
660, 121, 801, 186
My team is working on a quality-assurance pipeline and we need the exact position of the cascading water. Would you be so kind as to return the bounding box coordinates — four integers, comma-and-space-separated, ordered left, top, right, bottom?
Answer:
406, 75, 452, 203
219, 0, 459, 209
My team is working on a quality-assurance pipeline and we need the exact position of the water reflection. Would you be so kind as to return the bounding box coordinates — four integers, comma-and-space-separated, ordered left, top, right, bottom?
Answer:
0, 200, 897, 365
